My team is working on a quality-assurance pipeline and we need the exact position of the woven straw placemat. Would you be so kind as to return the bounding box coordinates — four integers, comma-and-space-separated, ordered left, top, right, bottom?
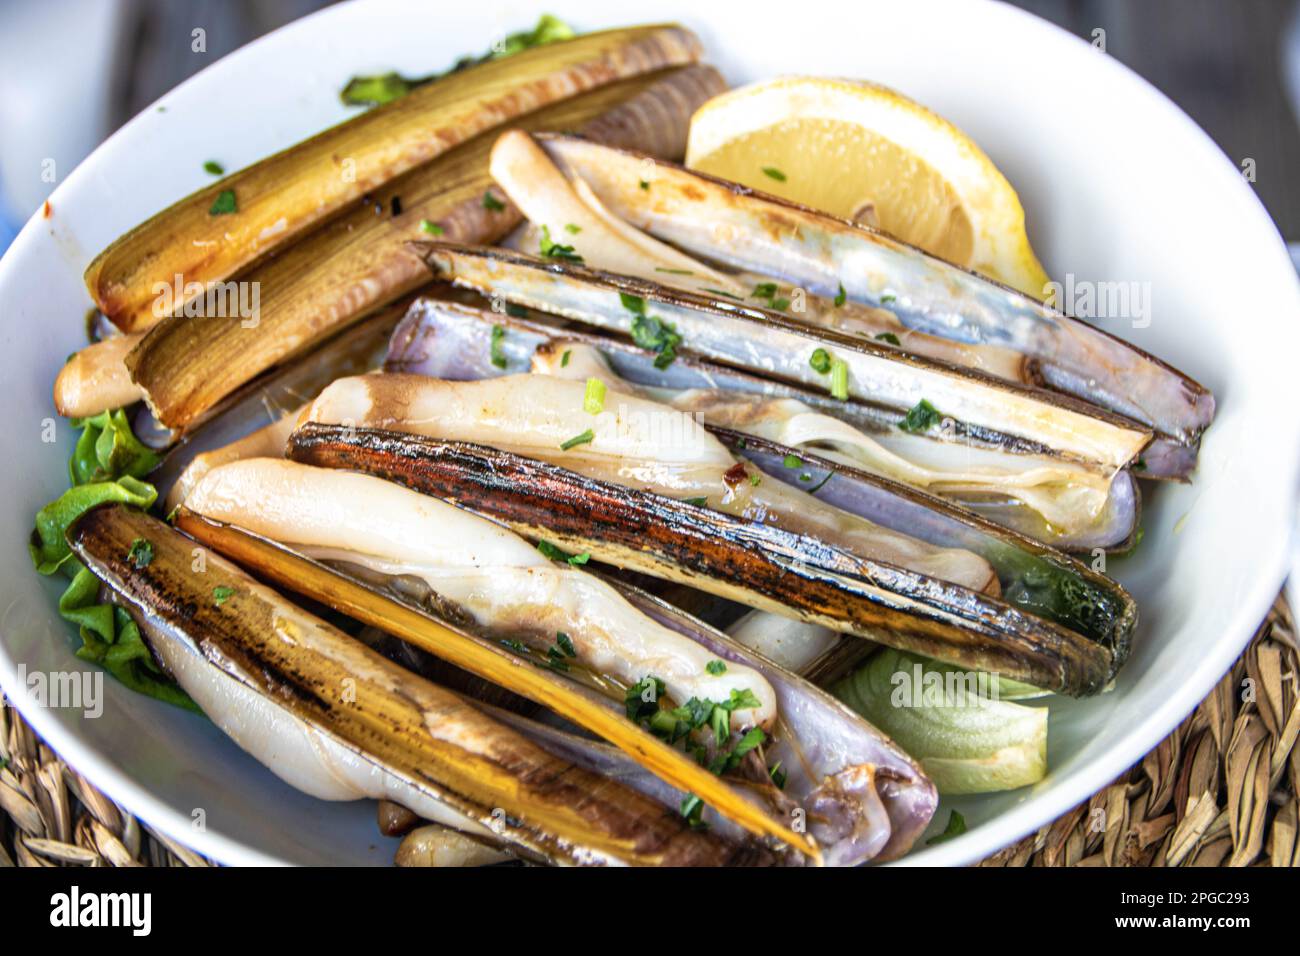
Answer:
2, 595, 1297, 868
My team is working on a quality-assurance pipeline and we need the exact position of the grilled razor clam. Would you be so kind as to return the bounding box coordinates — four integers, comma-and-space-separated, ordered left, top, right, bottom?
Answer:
490, 129, 1026, 381
301, 372, 998, 593
71, 506, 759, 867
535, 342, 1114, 538
418, 245, 1152, 473
535, 135, 1214, 476
288, 424, 1118, 695
383, 298, 1138, 549
182, 458, 776, 731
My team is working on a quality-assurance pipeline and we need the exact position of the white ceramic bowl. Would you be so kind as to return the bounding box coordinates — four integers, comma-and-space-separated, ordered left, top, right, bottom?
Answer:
2, 0, 1298, 866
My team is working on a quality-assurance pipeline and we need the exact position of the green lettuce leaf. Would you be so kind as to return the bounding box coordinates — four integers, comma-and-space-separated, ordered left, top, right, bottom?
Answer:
340, 14, 576, 107
31, 409, 195, 711
68, 409, 161, 486
834, 648, 1048, 795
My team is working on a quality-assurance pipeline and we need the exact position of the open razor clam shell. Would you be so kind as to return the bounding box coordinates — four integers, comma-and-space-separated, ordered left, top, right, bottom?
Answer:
712, 429, 1136, 657
286, 423, 1117, 696
416, 243, 1152, 473
167, 506, 817, 857
383, 296, 1139, 551
421, 571, 936, 864
69, 505, 767, 866
534, 135, 1214, 477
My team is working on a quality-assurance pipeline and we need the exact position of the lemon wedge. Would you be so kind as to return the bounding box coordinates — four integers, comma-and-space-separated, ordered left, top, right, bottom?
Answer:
685, 77, 1051, 298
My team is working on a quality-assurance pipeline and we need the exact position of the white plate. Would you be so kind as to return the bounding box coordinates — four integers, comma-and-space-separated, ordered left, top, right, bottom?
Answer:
2, 0, 1298, 866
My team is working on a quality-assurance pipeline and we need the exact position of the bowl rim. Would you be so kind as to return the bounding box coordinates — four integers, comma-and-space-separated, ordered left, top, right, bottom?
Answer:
2, 0, 1298, 867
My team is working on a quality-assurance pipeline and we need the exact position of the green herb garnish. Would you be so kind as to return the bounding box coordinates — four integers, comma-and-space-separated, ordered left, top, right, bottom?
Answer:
126, 538, 154, 569
623, 294, 683, 369
583, 377, 606, 414
706, 660, 727, 676
539, 224, 583, 262
560, 349, 571, 368
682, 496, 708, 507
339, 15, 575, 107
809, 347, 832, 374
829, 358, 849, 400
833, 282, 847, 307
213, 586, 236, 606
489, 325, 508, 369
536, 540, 590, 564
559, 428, 594, 450
899, 398, 941, 433
782, 454, 802, 469
926, 810, 968, 845
875, 332, 902, 346
482, 190, 506, 212
209, 189, 237, 216
881, 293, 897, 305
761, 166, 787, 182
563, 223, 581, 234
419, 219, 444, 236
203, 160, 224, 176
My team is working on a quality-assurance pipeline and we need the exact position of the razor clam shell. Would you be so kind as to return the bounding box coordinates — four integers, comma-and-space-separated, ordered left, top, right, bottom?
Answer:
125, 65, 722, 433
286, 423, 1118, 696
416, 243, 1152, 471
713, 429, 1136, 659
384, 296, 1139, 550
70, 505, 759, 867
537, 134, 1213, 473
171, 506, 817, 856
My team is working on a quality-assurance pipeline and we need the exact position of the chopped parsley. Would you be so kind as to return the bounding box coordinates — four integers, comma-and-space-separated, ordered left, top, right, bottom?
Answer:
539, 224, 583, 263
559, 428, 594, 450
622, 293, 683, 369
490, 325, 508, 369
899, 398, 942, 433
638, 179, 650, 190
680, 793, 705, 827
655, 267, 694, 276
560, 349, 571, 368
203, 160, 224, 176
419, 219, 444, 236
701, 287, 743, 301
482, 190, 506, 212
563, 223, 581, 234
768, 761, 787, 790
583, 377, 606, 414
126, 538, 154, 569
212, 586, 236, 606
748, 472, 762, 487
536, 539, 591, 565
761, 166, 787, 182
809, 347, 832, 374
706, 660, 727, 676
209, 189, 237, 216
749, 282, 789, 311
782, 454, 803, 469
554, 632, 577, 657
875, 331, 902, 346
833, 282, 847, 307
682, 496, 708, 507
881, 293, 897, 305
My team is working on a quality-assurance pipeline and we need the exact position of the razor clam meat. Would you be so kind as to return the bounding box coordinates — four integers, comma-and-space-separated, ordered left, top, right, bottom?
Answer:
491, 128, 1028, 381
181, 458, 777, 731
532, 134, 1214, 476
384, 297, 1139, 549
69, 505, 761, 867
300, 372, 999, 592
417, 243, 1152, 473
